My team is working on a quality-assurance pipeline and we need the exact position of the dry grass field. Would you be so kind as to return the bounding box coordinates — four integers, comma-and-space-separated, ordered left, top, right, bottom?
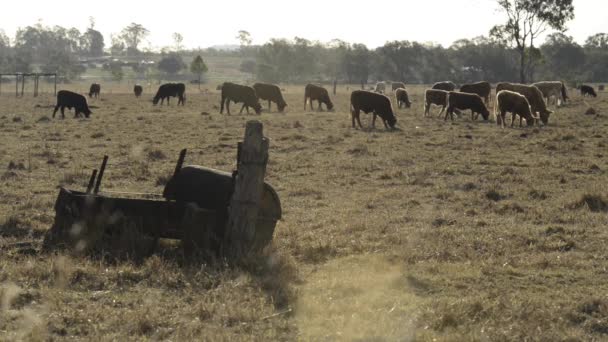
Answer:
1, 83, 608, 341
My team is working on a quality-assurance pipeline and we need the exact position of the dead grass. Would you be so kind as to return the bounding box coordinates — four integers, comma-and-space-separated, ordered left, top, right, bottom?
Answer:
0, 83, 607, 340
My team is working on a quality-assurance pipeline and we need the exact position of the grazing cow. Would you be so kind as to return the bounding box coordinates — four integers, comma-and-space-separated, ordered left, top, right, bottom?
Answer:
496, 82, 552, 124
89, 83, 100, 98
53, 90, 92, 119
424, 89, 449, 117
133, 85, 143, 97
391, 82, 406, 91
350, 90, 396, 129
253, 83, 287, 112
445, 91, 489, 121
495, 90, 537, 128
395, 88, 411, 109
304, 84, 334, 111
220, 82, 262, 115
459, 81, 491, 105
580, 85, 597, 97
153, 83, 186, 105
374, 82, 386, 94
532, 81, 567, 106
432, 81, 456, 92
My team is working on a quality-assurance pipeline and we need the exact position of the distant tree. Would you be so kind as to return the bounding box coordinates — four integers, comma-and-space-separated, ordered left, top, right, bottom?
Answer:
376, 40, 420, 82
256, 38, 293, 82
190, 55, 208, 87
343, 43, 371, 88
83, 28, 105, 56
0, 30, 13, 72
585, 33, 608, 49
236, 30, 252, 47
110, 62, 124, 81
239, 59, 256, 80
158, 53, 186, 76
173, 33, 184, 52
490, 0, 574, 83
120, 23, 149, 56
110, 34, 125, 56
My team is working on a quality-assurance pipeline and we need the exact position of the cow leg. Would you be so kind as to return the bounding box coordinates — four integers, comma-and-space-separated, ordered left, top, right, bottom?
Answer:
239, 103, 246, 115
371, 113, 377, 128
226, 100, 231, 115
52, 105, 59, 118
61, 106, 66, 119
438, 106, 446, 117
444, 107, 451, 121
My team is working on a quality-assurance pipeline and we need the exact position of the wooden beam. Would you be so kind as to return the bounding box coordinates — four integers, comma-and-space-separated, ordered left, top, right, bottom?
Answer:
224, 120, 269, 259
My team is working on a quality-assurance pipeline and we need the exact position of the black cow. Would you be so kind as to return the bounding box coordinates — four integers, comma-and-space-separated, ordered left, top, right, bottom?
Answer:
134, 85, 143, 97
432, 81, 457, 92
153, 83, 186, 105
220, 82, 262, 115
253, 83, 287, 112
53, 90, 92, 119
304, 84, 333, 111
580, 85, 597, 97
350, 90, 397, 129
89, 83, 100, 98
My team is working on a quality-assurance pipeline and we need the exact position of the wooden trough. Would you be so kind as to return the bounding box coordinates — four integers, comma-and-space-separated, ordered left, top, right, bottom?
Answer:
43, 121, 280, 258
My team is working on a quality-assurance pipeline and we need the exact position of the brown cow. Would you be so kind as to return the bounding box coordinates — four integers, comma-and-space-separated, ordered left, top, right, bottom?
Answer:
304, 84, 334, 111
495, 90, 537, 128
445, 91, 489, 121
220, 82, 262, 115
496, 83, 552, 124
253, 83, 287, 112
395, 88, 411, 109
89, 83, 100, 98
459, 81, 491, 105
432, 81, 456, 91
350, 90, 396, 129
424, 89, 448, 117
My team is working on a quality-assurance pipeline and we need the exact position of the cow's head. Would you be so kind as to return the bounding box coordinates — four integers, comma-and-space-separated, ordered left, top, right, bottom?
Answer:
480, 106, 490, 120
326, 99, 334, 111
538, 109, 552, 124
152, 97, 159, 105
82, 108, 92, 118
278, 101, 287, 112
253, 102, 263, 115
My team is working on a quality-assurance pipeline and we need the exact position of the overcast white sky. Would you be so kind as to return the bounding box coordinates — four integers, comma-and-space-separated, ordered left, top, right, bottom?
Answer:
2, 0, 607, 49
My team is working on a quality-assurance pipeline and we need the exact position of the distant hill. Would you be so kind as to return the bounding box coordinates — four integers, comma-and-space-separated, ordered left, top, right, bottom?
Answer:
208, 44, 240, 51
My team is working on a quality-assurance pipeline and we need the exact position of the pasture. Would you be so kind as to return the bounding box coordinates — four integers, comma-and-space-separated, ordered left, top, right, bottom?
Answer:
1, 83, 608, 341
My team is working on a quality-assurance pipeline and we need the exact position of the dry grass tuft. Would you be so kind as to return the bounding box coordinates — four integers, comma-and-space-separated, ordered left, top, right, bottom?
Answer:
569, 194, 608, 212
585, 106, 598, 115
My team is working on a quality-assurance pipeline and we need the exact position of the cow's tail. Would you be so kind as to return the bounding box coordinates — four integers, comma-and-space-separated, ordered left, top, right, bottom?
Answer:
561, 82, 568, 102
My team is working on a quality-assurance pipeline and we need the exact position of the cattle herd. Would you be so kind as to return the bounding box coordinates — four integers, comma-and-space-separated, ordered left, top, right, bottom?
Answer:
55, 79, 601, 130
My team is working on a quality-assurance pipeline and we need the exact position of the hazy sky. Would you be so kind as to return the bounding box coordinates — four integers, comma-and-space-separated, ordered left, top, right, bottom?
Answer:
2, 0, 607, 49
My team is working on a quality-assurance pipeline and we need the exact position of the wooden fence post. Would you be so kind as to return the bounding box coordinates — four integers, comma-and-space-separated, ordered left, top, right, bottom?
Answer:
224, 120, 269, 259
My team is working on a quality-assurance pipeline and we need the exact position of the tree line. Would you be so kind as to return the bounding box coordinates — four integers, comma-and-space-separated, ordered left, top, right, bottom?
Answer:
0, 0, 606, 85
